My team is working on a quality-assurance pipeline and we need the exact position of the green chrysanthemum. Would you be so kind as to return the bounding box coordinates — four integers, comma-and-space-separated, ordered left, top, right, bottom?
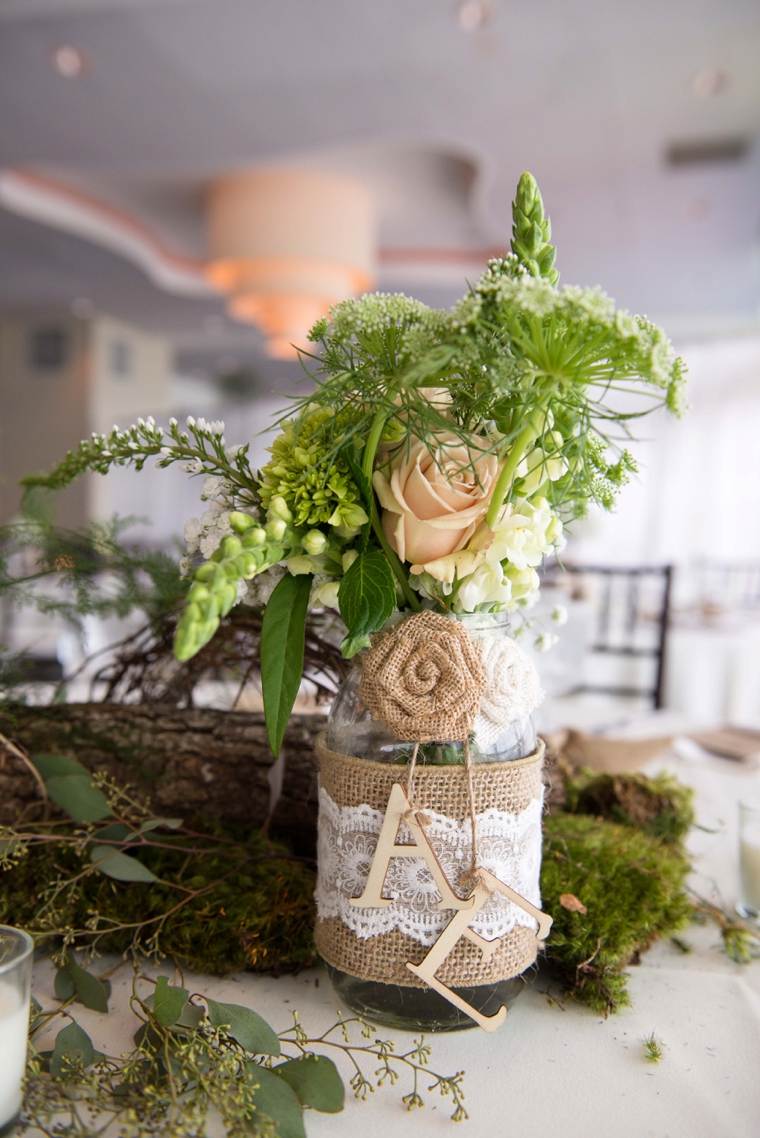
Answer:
259, 407, 368, 532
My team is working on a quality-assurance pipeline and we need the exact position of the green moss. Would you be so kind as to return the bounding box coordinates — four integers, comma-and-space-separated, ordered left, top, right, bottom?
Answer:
561, 769, 695, 845
541, 813, 694, 1013
0, 823, 317, 975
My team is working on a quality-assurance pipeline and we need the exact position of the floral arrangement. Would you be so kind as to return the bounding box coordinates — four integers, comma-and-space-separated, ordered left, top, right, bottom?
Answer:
27, 173, 686, 755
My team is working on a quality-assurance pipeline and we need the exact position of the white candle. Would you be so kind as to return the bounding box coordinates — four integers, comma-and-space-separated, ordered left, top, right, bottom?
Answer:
740, 829, 760, 913
0, 980, 28, 1127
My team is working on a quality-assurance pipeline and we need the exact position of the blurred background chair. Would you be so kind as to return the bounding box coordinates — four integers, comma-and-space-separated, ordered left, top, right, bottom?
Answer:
540, 564, 673, 710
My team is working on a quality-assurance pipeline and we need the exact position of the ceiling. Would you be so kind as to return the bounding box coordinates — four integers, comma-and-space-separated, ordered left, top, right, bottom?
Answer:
0, 0, 759, 373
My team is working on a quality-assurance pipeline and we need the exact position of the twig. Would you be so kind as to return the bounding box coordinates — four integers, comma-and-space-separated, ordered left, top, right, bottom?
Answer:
0, 731, 48, 806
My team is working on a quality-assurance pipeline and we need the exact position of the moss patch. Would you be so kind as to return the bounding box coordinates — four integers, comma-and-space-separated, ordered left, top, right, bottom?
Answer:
541, 813, 693, 1013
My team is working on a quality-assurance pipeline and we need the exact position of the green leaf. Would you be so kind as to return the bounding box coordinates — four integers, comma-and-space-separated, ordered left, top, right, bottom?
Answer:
30, 753, 87, 780
50, 1021, 94, 1080
95, 823, 133, 843
247, 1065, 306, 1138
54, 967, 76, 1002
90, 845, 159, 882
338, 550, 396, 658
206, 998, 280, 1056
151, 976, 189, 1027
275, 1055, 345, 1113
175, 1002, 205, 1029
46, 775, 112, 823
61, 954, 110, 1014
138, 818, 183, 833
260, 572, 312, 757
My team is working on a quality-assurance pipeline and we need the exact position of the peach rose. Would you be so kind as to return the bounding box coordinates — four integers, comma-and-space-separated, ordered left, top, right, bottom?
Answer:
373, 433, 500, 570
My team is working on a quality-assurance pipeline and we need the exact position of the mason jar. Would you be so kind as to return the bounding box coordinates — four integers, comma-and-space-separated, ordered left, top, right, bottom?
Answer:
318, 611, 543, 1032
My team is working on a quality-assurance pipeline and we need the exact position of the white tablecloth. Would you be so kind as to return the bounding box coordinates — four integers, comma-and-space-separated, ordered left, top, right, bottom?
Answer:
29, 741, 760, 1138
665, 621, 760, 727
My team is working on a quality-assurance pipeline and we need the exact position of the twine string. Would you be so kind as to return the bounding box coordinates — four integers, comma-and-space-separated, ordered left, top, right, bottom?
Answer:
463, 737, 478, 874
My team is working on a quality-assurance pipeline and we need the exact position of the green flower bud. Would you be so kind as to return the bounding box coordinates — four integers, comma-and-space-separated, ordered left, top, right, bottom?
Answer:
194, 561, 223, 584
187, 582, 211, 602
223, 560, 241, 580
199, 595, 221, 621
174, 624, 199, 662
242, 526, 267, 549
266, 518, 287, 542
196, 616, 220, 647
228, 511, 255, 534
267, 495, 293, 523
234, 551, 260, 579
183, 602, 202, 624
219, 582, 238, 616
221, 535, 243, 559
302, 529, 327, 555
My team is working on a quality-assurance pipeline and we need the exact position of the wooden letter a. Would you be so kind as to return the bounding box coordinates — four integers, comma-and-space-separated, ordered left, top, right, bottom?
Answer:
349, 782, 470, 912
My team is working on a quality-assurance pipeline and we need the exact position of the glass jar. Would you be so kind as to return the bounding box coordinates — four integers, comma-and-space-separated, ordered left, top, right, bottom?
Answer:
323, 611, 538, 1032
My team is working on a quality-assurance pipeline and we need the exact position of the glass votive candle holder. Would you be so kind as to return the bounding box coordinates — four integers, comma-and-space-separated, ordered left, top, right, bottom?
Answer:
737, 799, 760, 924
0, 926, 33, 1136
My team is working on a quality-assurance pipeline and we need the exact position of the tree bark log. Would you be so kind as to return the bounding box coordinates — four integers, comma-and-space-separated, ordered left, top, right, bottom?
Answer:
0, 704, 323, 855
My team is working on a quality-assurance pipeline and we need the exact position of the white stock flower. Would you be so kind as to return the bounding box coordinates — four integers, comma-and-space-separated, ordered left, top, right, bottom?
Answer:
551, 605, 569, 626
456, 562, 513, 612
534, 632, 559, 652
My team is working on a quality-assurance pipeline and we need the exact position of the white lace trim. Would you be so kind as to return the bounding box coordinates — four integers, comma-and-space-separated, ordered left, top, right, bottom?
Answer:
316, 786, 544, 946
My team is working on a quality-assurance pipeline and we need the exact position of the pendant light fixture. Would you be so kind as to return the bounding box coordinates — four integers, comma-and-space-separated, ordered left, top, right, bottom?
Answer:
206, 168, 375, 359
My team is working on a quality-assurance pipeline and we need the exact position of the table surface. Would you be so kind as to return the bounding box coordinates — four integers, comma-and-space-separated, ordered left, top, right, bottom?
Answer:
29, 734, 760, 1138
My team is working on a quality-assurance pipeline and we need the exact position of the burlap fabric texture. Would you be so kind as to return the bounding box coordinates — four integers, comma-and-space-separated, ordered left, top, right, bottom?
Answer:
358, 610, 487, 743
315, 733, 545, 989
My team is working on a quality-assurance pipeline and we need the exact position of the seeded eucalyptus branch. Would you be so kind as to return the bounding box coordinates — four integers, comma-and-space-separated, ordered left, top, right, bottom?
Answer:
24, 968, 468, 1138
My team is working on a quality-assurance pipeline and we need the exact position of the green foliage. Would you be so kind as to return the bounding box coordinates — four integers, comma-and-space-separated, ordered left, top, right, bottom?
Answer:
642, 1032, 665, 1063
0, 772, 318, 975
541, 813, 694, 1014
207, 999, 281, 1056
54, 953, 110, 1014
259, 406, 369, 532
275, 1055, 345, 1114
260, 572, 313, 756
32, 753, 113, 823
337, 550, 397, 657
24, 972, 468, 1136
0, 490, 186, 639
561, 769, 695, 845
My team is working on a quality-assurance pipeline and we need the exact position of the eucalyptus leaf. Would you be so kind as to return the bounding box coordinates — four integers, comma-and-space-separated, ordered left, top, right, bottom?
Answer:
151, 976, 189, 1027
247, 1065, 306, 1138
53, 967, 76, 1002
175, 1002, 205, 1029
206, 998, 280, 1056
63, 954, 110, 1013
46, 775, 112, 823
275, 1054, 345, 1113
95, 823, 133, 843
31, 753, 88, 780
90, 845, 158, 882
338, 550, 396, 658
138, 818, 183, 833
50, 1021, 94, 1080
260, 572, 312, 757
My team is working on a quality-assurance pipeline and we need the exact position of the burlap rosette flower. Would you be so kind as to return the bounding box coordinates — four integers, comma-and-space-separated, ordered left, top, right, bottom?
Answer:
359, 610, 487, 742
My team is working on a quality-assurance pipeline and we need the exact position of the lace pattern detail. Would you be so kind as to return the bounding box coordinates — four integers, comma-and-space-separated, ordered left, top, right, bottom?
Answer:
316, 785, 544, 946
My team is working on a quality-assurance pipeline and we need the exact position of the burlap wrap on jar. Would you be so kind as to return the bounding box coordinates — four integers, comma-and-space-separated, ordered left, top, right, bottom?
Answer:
314, 733, 545, 989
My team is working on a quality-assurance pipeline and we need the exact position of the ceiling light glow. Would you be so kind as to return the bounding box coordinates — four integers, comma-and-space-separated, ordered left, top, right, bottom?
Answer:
51, 45, 86, 78
456, 1, 493, 33
692, 67, 728, 99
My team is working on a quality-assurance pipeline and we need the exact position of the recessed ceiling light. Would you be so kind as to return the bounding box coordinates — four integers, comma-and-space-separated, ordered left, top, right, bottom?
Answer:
51, 45, 87, 78
456, 1, 493, 33
692, 67, 728, 99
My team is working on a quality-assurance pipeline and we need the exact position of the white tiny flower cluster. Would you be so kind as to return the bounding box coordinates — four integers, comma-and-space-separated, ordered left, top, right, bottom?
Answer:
183, 476, 255, 564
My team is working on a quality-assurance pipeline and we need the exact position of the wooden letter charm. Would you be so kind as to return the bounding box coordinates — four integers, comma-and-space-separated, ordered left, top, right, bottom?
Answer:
349, 782, 470, 911
406, 867, 553, 1032
350, 783, 554, 1033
